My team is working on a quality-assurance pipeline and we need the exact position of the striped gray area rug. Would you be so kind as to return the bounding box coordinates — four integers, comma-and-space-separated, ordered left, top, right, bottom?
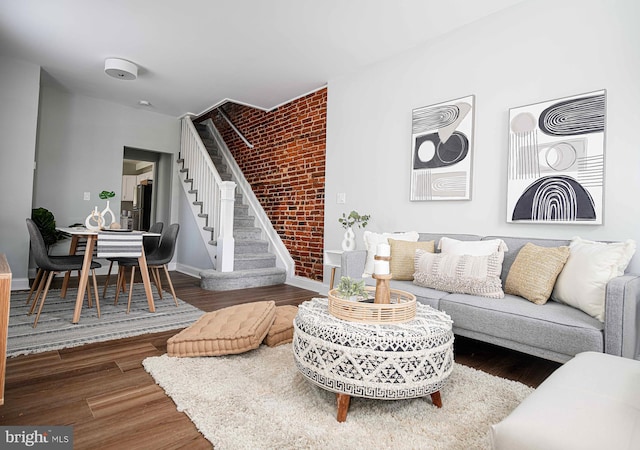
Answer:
7, 284, 204, 357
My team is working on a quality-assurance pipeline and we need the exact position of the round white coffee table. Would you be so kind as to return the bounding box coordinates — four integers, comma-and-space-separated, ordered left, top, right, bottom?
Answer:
292, 297, 454, 422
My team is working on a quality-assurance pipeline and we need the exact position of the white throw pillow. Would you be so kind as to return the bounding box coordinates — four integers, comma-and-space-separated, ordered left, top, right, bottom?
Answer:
439, 237, 508, 256
362, 231, 419, 277
413, 249, 505, 299
551, 237, 636, 322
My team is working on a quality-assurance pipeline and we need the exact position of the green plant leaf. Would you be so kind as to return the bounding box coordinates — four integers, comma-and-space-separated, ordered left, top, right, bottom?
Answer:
31, 207, 64, 247
99, 190, 115, 200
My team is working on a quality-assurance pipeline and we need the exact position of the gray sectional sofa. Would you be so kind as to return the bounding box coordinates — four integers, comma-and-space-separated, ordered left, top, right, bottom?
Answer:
340, 233, 640, 363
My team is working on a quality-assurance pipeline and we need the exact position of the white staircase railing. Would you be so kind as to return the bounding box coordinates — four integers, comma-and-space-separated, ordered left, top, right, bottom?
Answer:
200, 118, 295, 278
180, 116, 235, 272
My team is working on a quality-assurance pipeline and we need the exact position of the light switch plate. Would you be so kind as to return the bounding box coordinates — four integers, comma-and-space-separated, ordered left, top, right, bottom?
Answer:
83, 192, 90, 201
337, 193, 346, 204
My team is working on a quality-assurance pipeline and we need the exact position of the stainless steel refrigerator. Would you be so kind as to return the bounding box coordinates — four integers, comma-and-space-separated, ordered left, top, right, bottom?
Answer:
132, 183, 152, 231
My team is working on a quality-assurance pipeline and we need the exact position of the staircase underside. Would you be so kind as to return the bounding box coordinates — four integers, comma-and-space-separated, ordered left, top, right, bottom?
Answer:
200, 267, 286, 291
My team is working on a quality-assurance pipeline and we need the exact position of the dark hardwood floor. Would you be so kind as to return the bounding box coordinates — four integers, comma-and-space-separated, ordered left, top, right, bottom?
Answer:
0, 272, 561, 449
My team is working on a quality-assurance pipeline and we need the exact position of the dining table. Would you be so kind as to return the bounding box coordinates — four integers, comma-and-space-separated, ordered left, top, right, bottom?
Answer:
57, 227, 160, 324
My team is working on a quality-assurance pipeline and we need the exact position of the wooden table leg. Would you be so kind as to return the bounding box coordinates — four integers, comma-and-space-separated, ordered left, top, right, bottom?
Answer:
72, 236, 95, 324
430, 390, 442, 408
336, 393, 351, 422
138, 250, 156, 313
329, 267, 336, 290
61, 235, 80, 298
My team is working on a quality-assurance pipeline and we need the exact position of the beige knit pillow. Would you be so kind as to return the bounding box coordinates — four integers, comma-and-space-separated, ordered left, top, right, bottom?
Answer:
388, 239, 435, 280
167, 301, 276, 357
505, 243, 570, 305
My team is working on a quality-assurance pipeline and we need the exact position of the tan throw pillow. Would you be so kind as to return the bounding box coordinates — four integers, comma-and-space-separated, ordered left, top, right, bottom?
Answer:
362, 231, 420, 276
413, 249, 505, 299
264, 305, 298, 347
504, 243, 570, 305
388, 239, 435, 280
167, 301, 276, 357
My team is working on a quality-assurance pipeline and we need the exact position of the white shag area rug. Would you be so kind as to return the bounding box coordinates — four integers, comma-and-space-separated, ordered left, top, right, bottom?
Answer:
143, 344, 534, 450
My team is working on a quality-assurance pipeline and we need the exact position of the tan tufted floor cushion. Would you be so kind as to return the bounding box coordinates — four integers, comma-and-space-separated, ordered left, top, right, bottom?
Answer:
167, 301, 276, 357
264, 305, 298, 347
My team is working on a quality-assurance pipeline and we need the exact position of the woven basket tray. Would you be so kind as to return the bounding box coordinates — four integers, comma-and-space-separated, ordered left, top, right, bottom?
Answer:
328, 287, 417, 324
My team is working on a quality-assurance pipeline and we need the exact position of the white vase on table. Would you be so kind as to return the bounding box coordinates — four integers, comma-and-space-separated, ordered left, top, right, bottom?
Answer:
341, 227, 356, 251
85, 206, 104, 231
101, 201, 115, 228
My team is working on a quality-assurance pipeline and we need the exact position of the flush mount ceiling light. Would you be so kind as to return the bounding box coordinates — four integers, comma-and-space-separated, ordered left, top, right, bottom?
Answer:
104, 58, 138, 80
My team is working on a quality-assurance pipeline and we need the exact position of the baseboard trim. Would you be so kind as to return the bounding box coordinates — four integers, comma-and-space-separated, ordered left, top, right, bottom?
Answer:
286, 275, 325, 295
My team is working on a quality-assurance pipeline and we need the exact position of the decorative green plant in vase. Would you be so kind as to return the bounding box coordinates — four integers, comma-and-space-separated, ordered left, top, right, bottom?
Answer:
338, 210, 370, 229
338, 210, 370, 251
336, 276, 369, 301
99, 190, 116, 228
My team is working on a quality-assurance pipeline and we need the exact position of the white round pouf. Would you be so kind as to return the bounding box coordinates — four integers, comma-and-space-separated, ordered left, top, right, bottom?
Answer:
292, 297, 454, 421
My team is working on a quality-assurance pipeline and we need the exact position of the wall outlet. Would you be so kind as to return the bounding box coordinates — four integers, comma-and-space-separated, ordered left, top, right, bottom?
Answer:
337, 192, 346, 204
83, 192, 90, 201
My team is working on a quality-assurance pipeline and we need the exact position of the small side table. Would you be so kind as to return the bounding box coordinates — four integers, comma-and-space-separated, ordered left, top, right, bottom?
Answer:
323, 250, 343, 289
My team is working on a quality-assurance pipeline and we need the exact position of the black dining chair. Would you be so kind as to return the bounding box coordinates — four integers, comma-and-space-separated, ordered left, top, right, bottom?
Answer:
114, 223, 180, 313
26, 218, 102, 327
102, 222, 164, 298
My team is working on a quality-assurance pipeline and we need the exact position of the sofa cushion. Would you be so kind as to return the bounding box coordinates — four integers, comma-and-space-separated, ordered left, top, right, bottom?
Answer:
167, 301, 276, 357
440, 293, 603, 360
264, 305, 298, 347
388, 238, 434, 280
413, 249, 505, 299
439, 236, 508, 256
491, 352, 640, 450
505, 243, 570, 305
483, 236, 572, 283
552, 237, 636, 321
362, 230, 419, 277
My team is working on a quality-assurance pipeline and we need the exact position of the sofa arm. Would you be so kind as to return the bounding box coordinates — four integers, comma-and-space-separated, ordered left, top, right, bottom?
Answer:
340, 250, 367, 280
604, 274, 640, 359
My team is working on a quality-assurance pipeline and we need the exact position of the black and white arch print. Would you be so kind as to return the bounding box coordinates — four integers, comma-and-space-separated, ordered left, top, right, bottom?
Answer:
507, 90, 605, 224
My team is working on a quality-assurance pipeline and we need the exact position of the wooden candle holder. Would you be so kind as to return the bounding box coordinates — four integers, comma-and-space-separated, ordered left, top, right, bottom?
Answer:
373, 255, 392, 304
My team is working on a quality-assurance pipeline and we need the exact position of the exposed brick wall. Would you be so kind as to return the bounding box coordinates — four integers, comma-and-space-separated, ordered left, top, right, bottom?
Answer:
196, 88, 326, 281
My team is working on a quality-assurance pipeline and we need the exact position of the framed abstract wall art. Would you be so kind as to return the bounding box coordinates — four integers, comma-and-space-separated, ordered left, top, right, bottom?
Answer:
410, 95, 474, 201
507, 90, 606, 224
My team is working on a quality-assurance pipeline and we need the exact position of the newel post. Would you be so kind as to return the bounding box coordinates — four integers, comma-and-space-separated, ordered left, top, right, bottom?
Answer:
217, 181, 236, 272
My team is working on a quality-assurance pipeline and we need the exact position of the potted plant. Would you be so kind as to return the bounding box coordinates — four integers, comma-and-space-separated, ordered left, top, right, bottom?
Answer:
336, 276, 369, 301
338, 210, 370, 251
31, 207, 64, 248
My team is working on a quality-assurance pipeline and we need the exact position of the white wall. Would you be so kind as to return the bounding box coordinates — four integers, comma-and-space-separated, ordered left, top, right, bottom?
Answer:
31, 78, 181, 278
35, 79, 180, 227
325, 0, 640, 275
0, 56, 41, 288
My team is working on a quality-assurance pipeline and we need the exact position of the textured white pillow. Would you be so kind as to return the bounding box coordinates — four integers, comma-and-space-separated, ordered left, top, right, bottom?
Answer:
439, 237, 508, 256
362, 231, 419, 276
413, 249, 505, 299
551, 237, 636, 322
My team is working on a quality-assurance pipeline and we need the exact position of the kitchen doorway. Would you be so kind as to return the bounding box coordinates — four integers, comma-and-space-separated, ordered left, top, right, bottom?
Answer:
122, 147, 172, 231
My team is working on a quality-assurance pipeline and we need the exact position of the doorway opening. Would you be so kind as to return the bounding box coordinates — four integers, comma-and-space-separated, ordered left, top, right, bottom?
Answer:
122, 147, 172, 231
